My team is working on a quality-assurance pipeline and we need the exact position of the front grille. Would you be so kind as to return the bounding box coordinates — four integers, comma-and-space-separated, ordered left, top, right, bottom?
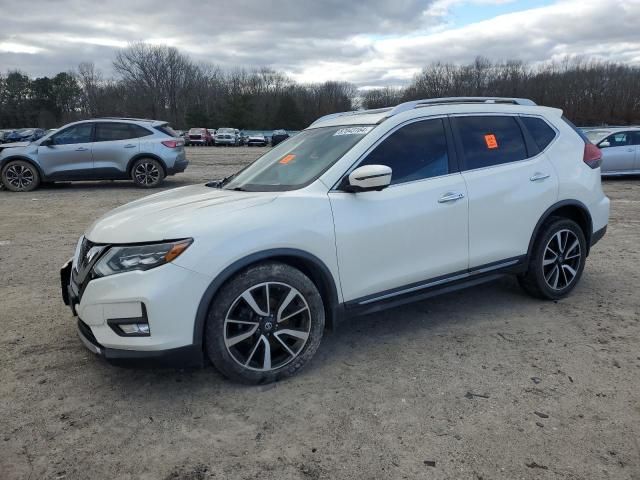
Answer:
76, 237, 95, 273
189, 135, 202, 140
72, 237, 108, 301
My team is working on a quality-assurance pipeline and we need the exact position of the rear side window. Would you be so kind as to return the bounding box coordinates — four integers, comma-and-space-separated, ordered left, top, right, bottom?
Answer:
358, 119, 449, 185
453, 116, 527, 170
95, 123, 151, 142
521, 116, 557, 151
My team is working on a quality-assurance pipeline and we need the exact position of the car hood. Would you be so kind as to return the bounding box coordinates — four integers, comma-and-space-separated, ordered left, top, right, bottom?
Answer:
0, 141, 31, 149
85, 184, 279, 244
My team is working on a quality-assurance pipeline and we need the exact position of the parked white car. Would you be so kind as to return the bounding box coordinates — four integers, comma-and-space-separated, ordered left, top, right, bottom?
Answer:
61, 97, 609, 383
583, 127, 640, 176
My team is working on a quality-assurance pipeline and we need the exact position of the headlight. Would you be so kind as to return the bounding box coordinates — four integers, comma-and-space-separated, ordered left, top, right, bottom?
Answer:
92, 239, 193, 277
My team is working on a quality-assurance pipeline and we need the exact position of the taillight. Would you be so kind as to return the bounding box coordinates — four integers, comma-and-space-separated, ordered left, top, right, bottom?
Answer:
161, 140, 182, 148
583, 143, 602, 169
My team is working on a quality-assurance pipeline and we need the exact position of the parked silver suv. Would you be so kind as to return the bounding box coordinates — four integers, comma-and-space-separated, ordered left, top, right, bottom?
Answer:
0, 118, 188, 192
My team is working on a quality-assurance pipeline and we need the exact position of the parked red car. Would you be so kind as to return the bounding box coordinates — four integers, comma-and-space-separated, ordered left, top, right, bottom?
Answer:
188, 128, 213, 146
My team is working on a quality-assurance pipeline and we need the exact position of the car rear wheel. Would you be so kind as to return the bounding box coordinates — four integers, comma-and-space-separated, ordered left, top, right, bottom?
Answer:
1, 160, 41, 192
518, 217, 587, 300
206, 262, 325, 384
131, 158, 165, 188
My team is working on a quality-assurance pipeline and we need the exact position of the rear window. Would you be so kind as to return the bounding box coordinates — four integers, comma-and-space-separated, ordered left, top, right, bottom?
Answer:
520, 116, 557, 151
562, 116, 590, 143
584, 129, 612, 144
453, 115, 528, 170
155, 125, 178, 137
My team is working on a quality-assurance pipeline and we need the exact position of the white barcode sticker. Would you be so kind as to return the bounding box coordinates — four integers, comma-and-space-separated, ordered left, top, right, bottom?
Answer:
333, 126, 374, 136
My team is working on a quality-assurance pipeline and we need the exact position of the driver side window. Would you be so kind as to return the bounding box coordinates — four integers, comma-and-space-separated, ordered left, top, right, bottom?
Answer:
53, 124, 94, 145
358, 119, 449, 185
602, 132, 629, 148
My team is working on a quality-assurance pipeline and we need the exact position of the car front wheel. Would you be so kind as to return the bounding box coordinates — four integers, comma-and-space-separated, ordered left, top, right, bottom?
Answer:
518, 217, 587, 300
1, 160, 41, 192
206, 262, 325, 384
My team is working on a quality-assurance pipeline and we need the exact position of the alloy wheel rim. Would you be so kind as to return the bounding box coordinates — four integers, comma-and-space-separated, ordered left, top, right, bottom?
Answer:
542, 229, 581, 290
134, 162, 160, 185
224, 282, 311, 372
5, 165, 34, 190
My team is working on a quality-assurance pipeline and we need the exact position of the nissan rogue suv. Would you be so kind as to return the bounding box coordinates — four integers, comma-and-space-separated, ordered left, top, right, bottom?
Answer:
60, 97, 609, 384
0, 118, 187, 191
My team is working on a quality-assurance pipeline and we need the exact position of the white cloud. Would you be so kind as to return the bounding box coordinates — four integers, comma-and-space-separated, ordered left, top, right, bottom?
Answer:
0, 0, 638, 87
0, 42, 45, 54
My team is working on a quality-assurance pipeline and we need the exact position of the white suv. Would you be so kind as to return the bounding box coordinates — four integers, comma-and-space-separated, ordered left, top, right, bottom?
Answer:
61, 97, 609, 383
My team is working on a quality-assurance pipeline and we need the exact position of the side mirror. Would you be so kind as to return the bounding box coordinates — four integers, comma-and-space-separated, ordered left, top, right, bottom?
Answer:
40, 137, 53, 147
598, 140, 610, 148
343, 164, 392, 192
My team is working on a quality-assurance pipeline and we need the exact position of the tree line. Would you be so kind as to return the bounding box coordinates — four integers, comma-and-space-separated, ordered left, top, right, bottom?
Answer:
362, 57, 640, 126
1, 45, 639, 130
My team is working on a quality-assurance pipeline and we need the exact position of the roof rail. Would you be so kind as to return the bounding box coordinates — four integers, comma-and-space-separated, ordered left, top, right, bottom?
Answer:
309, 97, 536, 127
95, 117, 162, 123
309, 107, 393, 127
389, 97, 536, 116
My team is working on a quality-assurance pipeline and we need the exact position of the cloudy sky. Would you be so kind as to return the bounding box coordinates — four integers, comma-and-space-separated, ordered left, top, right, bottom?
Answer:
1, 0, 639, 87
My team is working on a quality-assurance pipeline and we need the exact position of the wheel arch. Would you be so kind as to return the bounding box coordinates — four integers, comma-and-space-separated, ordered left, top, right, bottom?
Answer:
527, 200, 593, 258
126, 153, 168, 176
1, 155, 46, 180
192, 248, 342, 350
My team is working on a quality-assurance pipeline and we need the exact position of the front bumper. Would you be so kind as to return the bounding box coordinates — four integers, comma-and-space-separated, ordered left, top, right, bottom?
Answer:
61, 258, 209, 367
76, 318, 203, 366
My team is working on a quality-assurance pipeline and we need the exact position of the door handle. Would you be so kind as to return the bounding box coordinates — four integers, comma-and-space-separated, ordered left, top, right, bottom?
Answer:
530, 172, 550, 182
124, 144, 136, 148
627, 148, 635, 153
75, 147, 89, 152
438, 192, 465, 203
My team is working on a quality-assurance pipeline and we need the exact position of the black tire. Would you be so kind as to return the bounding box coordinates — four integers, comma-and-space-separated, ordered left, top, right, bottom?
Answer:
131, 158, 165, 188
1, 160, 41, 192
518, 217, 587, 300
206, 262, 325, 384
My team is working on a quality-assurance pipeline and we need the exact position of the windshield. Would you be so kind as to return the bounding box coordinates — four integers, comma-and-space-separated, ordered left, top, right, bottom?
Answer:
217, 128, 234, 134
189, 128, 204, 134
584, 130, 612, 143
223, 125, 373, 192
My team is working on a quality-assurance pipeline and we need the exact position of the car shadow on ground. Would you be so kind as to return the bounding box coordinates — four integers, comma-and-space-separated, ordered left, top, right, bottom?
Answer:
79, 275, 535, 397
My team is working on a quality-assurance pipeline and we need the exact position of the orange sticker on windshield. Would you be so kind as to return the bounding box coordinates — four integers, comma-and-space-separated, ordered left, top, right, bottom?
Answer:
279, 154, 296, 164
484, 134, 498, 149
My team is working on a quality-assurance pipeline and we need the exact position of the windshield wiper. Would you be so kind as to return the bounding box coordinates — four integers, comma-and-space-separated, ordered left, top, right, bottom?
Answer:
206, 174, 235, 188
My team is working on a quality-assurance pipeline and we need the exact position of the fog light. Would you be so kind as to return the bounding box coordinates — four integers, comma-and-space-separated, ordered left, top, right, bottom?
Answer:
107, 304, 150, 337
118, 323, 150, 335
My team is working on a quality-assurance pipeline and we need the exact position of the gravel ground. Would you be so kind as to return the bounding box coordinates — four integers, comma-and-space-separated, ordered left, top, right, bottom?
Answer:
0, 146, 639, 480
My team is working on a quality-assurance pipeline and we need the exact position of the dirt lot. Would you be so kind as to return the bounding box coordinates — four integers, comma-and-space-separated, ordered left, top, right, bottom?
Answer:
0, 146, 638, 480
